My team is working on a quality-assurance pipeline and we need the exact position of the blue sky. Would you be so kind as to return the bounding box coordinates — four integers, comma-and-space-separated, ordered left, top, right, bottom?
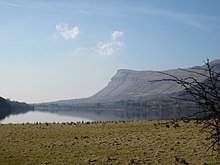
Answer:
0, 0, 220, 103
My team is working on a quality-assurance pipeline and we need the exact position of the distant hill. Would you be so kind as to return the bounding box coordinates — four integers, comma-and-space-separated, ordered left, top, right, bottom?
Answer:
91, 69, 193, 101
0, 97, 34, 120
35, 59, 220, 119
91, 59, 220, 101
0, 97, 11, 120
48, 59, 220, 106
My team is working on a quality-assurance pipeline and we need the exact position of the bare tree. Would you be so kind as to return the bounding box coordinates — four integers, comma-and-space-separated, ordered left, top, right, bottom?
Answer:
152, 59, 220, 153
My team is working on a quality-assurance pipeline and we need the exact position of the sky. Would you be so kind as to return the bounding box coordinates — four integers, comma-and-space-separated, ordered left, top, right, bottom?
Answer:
0, 0, 220, 103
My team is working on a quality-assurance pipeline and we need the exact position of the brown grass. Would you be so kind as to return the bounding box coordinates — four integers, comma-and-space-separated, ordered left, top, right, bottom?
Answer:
0, 121, 219, 164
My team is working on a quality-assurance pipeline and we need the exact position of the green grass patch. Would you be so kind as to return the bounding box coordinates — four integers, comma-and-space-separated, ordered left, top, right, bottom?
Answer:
0, 121, 219, 164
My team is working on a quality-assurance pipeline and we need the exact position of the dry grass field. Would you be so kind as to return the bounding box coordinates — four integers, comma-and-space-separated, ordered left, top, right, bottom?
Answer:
0, 121, 219, 165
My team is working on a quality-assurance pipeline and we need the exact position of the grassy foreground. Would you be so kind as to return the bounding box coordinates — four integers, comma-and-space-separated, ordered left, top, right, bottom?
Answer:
0, 121, 219, 165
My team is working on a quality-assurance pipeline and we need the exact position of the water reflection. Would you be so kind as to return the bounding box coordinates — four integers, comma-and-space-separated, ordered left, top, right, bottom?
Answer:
0, 108, 176, 124
0, 111, 92, 124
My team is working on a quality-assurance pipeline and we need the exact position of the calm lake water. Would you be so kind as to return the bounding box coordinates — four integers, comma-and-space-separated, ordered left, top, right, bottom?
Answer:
0, 109, 174, 124
0, 111, 91, 124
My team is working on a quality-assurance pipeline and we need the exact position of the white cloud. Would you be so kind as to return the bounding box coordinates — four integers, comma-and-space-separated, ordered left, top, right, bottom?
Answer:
71, 30, 124, 57
96, 31, 124, 56
96, 42, 115, 56
111, 31, 124, 41
54, 23, 79, 40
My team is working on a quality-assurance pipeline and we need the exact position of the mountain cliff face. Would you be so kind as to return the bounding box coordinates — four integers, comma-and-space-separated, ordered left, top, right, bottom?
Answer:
90, 59, 220, 102
90, 61, 218, 101
35, 59, 220, 120
91, 69, 177, 101
42, 59, 220, 106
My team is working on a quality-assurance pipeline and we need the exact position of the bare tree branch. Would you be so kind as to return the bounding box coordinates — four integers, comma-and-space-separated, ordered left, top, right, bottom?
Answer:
151, 59, 220, 153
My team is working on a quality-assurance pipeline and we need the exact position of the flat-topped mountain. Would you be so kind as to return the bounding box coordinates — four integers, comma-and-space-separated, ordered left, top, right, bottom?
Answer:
34, 59, 220, 120
90, 59, 220, 102
40, 59, 220, 107
91, 69, 184, 101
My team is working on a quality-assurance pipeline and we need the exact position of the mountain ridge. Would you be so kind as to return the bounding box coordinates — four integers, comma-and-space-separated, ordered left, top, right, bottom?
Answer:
42, 59, 220, 106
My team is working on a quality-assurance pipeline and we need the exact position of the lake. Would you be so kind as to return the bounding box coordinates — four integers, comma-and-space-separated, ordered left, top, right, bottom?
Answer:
0, 111, 91, 124
0, 108, 175, 124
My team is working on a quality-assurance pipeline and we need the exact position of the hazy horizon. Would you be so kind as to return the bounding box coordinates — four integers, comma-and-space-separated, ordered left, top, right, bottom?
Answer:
1, 0, 220, 103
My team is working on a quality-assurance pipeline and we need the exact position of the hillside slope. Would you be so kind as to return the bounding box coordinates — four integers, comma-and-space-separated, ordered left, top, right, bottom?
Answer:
42, 59, 220, 106
90, 59, 220, 102
0, 97, 34, 120
0, 97, 11, 120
